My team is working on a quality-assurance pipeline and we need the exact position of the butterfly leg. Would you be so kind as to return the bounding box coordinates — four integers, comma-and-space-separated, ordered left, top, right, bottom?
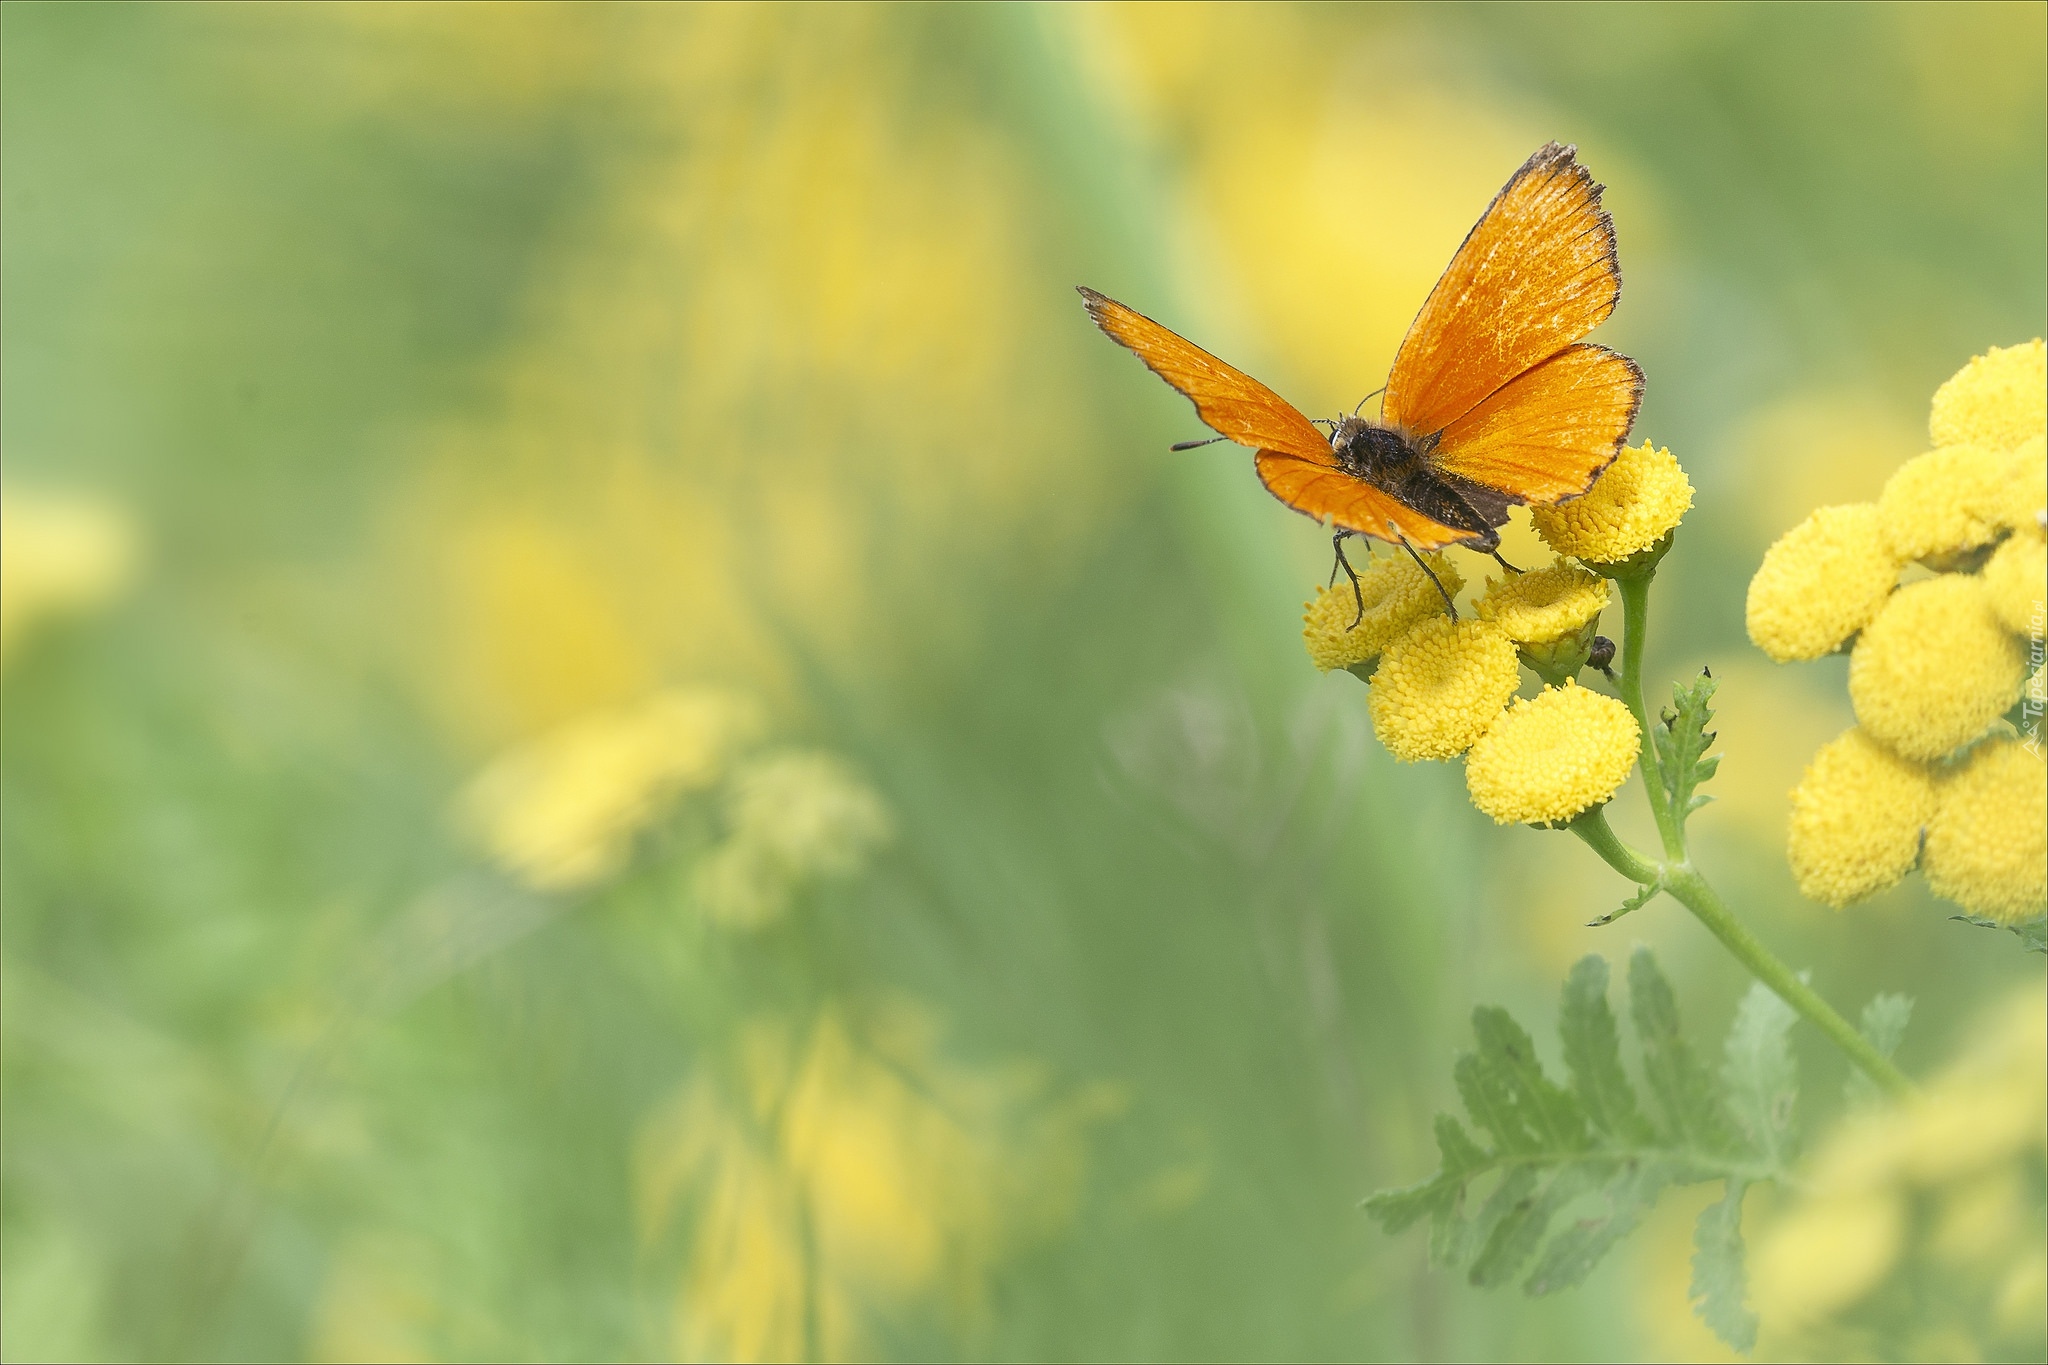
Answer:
1329, 531, 1367, 628
1491, 549, 1524, 575
1392, 530, 1459, 619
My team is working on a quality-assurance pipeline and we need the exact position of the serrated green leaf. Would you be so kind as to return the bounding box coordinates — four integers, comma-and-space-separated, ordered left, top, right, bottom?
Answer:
1845, 993, 1913, 1108
1367, 949, 1796, 1304
1464, 1167, 1539, 1284
1656, 670, 1720, 828
1629, 947, 1731, 1156
1470, 1162, 1609, 1288
1690, 1179, 1757, 1351
1524, 1158, 1675, 1295
1721, 980, 1798, 1166
1949, 913, 2048, 954
1364, 1115, 1487, 1234
1559, 957, 1653, 1143
1472, 1006, 1589, 1154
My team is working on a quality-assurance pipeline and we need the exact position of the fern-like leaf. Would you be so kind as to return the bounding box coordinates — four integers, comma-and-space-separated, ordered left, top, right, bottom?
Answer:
1364, 947, 1796, 1351
1655, 669, 1720, 826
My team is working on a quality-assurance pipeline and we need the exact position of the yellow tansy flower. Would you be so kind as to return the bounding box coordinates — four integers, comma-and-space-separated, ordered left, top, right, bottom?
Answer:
1463, 681, 1639, 825
1301, 552, 1462, 673
1848, 575, 2026, 762
1367, 617, 1519, 762
1923, 739, 2047, 924
1928, 339, 2046, 453
1876, 444, 2012, 564
1474, 559, 1608, 643
1746, 503, 1901, 662
1786, 727, 1937, 908
1982, 529, 2047, 640
1530, 441, 1693, 568
2003, 434, 2047, 531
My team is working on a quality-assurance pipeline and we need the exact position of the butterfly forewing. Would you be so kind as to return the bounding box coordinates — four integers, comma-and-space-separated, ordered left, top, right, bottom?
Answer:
1253, 452, 1475, 551
1383, 143, 1622, 442
1078, 288, 1333, 464
1429, 343, 1643, 505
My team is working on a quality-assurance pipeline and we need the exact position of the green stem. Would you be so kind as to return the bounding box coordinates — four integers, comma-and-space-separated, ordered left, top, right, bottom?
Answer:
1615, 572, 1684, 861
1569, 805, 1661, 887
1664, 865, 1915, 1101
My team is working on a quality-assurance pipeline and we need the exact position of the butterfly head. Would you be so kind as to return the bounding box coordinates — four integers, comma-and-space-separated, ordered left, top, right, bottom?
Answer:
1330, 417, 1420, 479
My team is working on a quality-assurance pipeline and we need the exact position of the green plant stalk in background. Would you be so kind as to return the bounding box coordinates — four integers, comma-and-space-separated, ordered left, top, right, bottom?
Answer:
1570, 560, 1916, 1101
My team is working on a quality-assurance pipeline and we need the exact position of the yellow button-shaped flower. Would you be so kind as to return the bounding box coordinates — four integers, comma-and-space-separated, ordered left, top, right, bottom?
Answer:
1929, 339, 2046, 453
1786, 727, 1937, 908
1746, 504, 1901, 662
1474, 559, 1608, 644
1924, 739, 2047, 925
2003, 434, 2046, 531
1302, 552, 1462, 673
1463, 681, 1639, 825
1877, 444, 2012, 564
1982, 529, 2046, 640
1368, 616, 1519, 762
1531, 441, 1693, 566
1848, 575, 2026, 761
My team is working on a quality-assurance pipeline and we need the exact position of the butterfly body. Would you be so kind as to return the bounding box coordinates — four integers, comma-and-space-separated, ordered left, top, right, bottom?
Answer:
1081, 142, 1642, 557
1325, 417, 1507, 551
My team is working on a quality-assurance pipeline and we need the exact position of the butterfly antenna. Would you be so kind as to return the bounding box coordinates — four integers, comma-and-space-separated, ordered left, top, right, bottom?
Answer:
1169, 436, 1227, 452
1393, 530, 1458, 618
1330, 531, 1366, 628
1352, 385, 1387, 418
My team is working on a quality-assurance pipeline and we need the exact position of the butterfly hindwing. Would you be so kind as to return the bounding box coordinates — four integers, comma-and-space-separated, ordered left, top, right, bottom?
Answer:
1383, 143, 1622, 443
1429, 343, 1643, 506
1078, 288, 1333, 464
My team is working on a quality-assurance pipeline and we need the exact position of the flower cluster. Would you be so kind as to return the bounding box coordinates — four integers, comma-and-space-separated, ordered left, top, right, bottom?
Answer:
1749, 341, 2046, 922
459, 688, 893, 923
1303, 441, 1692, 825
1751, 983, 2047, 1355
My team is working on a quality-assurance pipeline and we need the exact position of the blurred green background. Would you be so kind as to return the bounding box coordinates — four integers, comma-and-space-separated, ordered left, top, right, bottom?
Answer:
3, 3, 2043, 1360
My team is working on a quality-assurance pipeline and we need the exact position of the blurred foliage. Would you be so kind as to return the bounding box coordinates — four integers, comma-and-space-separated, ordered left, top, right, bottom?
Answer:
2, 3, 2043, 1361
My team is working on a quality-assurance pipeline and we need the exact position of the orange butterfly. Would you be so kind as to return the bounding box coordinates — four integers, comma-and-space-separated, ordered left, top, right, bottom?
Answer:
1080, 142, 1642, 612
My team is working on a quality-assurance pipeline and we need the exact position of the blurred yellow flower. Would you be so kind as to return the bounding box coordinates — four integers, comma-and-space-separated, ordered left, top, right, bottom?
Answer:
1745, 504, 1901, 662
1876, 444, 2013, 564
459, 688, 761, 891
1463, 682, 1639, 826
0, 488, 137, 670
1752, 1187, 1907, 1331
1300, 552, 1462, 675
1474, 559, 1608, 644
1530, 441, 1693, 568
692, 749, 894, 928
636, 1004, 1109, 1363
1367, 617, 1519, 762
1785, 727, 1937, 908
1752, 982, 2048, 1349
1927, 338, 2046, 452
1981, 526, 2046, 639
1923, 738, 2047, 924
1848, 574, 2026, 761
